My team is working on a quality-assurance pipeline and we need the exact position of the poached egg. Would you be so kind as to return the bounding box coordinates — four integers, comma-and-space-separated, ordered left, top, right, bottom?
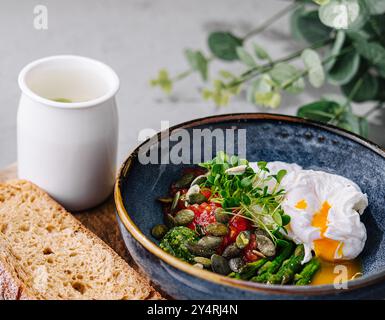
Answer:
250, 161, 368, 264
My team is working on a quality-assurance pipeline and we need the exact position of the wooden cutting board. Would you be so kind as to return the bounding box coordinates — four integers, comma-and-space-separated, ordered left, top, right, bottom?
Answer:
0, 163, 163, 298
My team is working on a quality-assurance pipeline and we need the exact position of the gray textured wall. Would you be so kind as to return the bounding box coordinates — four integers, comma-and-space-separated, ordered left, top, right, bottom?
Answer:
0, 0, 383, 168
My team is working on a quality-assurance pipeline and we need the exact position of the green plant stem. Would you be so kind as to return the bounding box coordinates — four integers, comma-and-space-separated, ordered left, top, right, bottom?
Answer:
227, 38, 334, 88
172, 69, 193, 81
281, 45, 355, 90
243, 1, 300, 40
327, 77, 363, 125
172, 57, 214, 82
171, 1, 298, 84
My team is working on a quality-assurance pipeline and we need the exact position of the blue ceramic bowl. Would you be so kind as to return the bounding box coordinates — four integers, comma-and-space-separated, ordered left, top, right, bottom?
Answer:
115, 113, 385, 299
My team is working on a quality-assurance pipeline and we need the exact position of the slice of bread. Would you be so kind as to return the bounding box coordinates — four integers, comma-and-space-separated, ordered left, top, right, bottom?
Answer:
0, 180, 160, 300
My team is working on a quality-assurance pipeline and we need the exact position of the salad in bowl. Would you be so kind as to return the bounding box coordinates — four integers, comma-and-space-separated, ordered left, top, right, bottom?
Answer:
152, 151, 366, 286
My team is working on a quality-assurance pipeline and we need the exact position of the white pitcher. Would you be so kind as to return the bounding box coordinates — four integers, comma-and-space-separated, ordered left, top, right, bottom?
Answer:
17, 55, 119, 211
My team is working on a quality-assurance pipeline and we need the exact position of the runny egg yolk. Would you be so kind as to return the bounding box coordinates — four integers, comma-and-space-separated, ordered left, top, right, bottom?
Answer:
295, 199, 342, 261
311, 201, 343, 261
294, 199, 362, 284
294, 199, 341, 261
295, 199, 307, 210
311, 260, 362, 285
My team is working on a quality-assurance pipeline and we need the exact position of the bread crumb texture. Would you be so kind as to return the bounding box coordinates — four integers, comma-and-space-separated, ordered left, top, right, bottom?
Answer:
0, 180, 160, 300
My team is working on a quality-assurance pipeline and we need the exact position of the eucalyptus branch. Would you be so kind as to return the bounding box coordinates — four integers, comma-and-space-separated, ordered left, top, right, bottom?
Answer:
226, 38, 335, 89
231, 39, 334, 86
152, 1, 300, 91
151, 0, 385, 138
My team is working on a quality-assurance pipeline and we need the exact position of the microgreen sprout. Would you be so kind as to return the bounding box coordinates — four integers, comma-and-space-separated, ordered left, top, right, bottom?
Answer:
198, 152, 290, 243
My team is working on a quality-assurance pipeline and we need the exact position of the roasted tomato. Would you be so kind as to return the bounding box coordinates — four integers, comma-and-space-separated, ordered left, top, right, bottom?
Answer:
187, 202, 221, 231
243, 233, 259, 262
225, 215, 251, 243
200, 188, 212, 200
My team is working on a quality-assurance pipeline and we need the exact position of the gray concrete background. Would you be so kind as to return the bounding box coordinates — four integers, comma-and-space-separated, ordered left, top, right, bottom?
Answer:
0, 0, 384, 168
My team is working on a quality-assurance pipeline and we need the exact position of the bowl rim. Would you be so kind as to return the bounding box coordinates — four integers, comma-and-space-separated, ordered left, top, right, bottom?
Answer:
115, 113, 385, 296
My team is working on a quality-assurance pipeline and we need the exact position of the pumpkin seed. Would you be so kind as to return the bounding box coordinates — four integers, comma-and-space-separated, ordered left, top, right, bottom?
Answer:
186, 243, 215, 258
197, 236, 223, 249
188, 193, 207, 204
211, 254, 231, 275
193, 256, 212, 268
186, 184, 200, 198
214, 207, 230, 224
151, 224, 168, 239
225, 165, 247, 175
190, 174, 207, 186
229, 257, 245, 273
255, 234, 276, 257
174, 172, 195, 188
171, 191, 180, 211
165, 213, 177, 228
254, 228, 271, 238
174, 209, 195, 225
205, 223, 228, 237
236, 231, 251, 249
157, 197, 173, 204
222, 243, 242, 259
252, 250, 266, 258
193, 263, 204, 269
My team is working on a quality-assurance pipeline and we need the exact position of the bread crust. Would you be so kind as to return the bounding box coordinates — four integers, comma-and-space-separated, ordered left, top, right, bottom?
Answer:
0, 179, 161, 300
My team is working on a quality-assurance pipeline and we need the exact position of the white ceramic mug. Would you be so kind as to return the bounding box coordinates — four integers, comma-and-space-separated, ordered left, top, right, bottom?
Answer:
17, 55, 119, 211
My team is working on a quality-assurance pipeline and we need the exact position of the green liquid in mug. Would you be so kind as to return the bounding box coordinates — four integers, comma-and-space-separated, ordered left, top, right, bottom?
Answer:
52, 98, 73, 103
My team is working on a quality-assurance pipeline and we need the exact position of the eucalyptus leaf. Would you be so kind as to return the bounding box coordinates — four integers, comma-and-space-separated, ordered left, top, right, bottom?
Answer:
301, 49, 325, 88
184, 49, 208, 81
269, 63, 305, 93
325, 30, 346, 71
322, 93, 349, 106
290, 6, 306, 41
293, 9, 332, 43
339, 111, 361, 135
253, 43, 271, 61
342, 72, 379, 102
258, 91, 281, 109
319, 0, 360, 30
247, 74, 272, 104
286, 77, 306, 94
208, 32, 243, 61
342, 1, 370, 32
269, 63, 299, 85
236, 47, 256, 67
297, 99, 367, 136
358, 117, 369, 138
255, 91, 281, 109
297, 100, 341, 122
327, 50, 360, 85
354, 40, 385, 69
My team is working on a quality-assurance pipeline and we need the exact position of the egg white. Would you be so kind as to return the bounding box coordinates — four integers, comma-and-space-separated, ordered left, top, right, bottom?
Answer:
250, 161, 368, 264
